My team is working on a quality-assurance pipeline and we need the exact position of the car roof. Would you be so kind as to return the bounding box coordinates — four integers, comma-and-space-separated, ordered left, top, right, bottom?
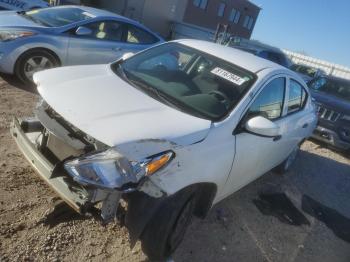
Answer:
175, 39, 285, 73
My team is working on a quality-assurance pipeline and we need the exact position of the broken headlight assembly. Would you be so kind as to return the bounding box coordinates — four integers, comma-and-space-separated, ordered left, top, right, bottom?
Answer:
64, 148, 174, 190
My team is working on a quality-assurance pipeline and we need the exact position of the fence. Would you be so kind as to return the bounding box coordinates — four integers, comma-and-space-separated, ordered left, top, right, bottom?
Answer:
283, 50, 350, 80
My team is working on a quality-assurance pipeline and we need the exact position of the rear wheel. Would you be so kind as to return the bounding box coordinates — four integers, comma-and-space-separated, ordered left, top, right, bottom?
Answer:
140, 190, 195, 261
275, 145, 300, 174
15, 50, 59, 85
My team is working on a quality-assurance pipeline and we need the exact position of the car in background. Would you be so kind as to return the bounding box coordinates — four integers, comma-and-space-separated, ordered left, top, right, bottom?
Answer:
308, 75, 350, 151
12, 40, 317, 261
0, 5, 163, 84
233, 45, 292, 68
290, 64, 326, 82
0, 0, 49, 11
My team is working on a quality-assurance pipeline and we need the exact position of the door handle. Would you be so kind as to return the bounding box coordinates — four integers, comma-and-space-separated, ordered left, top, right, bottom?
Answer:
112, 47, 122, 52
302, 123, 309, 128
273, 135, 282, 141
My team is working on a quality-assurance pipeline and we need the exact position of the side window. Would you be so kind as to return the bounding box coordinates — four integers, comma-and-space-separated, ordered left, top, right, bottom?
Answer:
287, 80, 307, 114
127, 25, 158, 45
247, 77, 285, 120
80, 21, 124, 42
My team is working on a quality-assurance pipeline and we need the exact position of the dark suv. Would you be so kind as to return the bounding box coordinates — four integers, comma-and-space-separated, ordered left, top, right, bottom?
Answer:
308, 76, 350, 151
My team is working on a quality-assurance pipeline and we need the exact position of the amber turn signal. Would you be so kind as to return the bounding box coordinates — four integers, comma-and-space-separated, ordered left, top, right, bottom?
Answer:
145, 152, 174, 176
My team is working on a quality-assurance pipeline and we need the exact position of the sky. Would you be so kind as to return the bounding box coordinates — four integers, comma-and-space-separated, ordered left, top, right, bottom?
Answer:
251, 0, 350, 67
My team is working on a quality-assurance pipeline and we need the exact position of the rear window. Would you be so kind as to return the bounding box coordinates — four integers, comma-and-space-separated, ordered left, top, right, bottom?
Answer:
291, 64, 317, 78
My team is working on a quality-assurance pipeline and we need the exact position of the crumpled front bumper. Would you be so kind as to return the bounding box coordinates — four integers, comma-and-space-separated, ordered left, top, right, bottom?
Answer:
10, 117, 121, 221
11, 117, 88, 212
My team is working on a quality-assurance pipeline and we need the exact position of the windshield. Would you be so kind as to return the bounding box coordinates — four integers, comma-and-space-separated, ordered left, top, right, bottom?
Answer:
308, 77, 350, 102
112, 43, 256, 121
22, 7, 94, 27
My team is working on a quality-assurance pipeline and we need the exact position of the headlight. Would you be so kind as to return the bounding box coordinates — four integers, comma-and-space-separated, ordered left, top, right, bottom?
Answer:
0, 31, 36, 42
341, 115, 350, 121
64, 148, 174, 190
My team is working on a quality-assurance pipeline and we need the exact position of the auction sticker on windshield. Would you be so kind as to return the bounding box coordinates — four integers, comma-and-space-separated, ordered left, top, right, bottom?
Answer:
211, 67, 246, 85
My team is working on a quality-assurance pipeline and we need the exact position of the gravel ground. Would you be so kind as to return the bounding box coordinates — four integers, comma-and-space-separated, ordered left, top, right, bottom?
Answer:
0, 77, 349, 262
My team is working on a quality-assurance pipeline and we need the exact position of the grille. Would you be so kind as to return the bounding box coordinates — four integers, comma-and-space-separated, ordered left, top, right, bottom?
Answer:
316, 104, 340, 122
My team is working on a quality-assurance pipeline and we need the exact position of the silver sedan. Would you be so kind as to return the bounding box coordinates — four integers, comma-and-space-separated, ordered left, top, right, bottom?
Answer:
0, 5, 163, 84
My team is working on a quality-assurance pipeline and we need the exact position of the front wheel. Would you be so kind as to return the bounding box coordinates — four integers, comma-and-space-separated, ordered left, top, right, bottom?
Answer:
15, 50, 59, 85
140, 190, 195, 261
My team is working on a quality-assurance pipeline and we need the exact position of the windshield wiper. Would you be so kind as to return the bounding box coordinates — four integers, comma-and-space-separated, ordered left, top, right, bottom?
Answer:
127, 77, 206, 119
128, 78, 176, 107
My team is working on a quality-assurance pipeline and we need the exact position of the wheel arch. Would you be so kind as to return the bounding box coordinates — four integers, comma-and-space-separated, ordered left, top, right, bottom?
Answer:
191, 182, 218, 218
125, 182, 217, 247
14, 47, 62, 70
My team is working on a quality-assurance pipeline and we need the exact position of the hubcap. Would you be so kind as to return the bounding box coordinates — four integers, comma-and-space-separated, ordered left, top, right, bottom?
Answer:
24, 56, 53, 81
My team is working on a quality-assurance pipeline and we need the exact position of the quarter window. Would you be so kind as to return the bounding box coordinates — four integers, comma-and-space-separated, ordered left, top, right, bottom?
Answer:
229, 8, 241, 24
248, 78, 285, 120
217, 3, 226, 17
287, 80, 307, 114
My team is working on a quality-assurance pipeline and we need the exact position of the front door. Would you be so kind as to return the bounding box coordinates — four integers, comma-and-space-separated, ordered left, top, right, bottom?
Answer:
223, 76, 294, 196
66, 20, 128, 65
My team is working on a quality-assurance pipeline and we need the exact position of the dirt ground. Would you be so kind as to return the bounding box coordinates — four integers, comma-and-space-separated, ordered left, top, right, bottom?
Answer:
0, 77, 350, 262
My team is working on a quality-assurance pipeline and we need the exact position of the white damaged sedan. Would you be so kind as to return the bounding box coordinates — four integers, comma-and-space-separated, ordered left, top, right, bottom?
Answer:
11, 40, 317, 260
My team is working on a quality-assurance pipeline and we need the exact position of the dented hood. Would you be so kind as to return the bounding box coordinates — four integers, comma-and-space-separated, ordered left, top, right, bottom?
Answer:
34, 65, 211, 147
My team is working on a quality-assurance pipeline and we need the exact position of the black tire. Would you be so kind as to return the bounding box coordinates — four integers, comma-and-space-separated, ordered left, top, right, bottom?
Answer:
274, 145, 300, 174
140, 190, 195, 261
15, 49, 59, 85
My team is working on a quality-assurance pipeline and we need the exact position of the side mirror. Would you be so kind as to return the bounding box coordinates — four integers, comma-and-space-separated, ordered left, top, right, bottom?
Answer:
75, 26, 92, 36
245, 116, 280, 137
121, 52, 134, 61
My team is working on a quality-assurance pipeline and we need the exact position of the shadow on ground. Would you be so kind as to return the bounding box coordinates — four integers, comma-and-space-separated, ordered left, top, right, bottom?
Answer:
40, 201, 86, 228
173, 149, 350, 262
0, 73, 37, 93
302, 195, 350, 243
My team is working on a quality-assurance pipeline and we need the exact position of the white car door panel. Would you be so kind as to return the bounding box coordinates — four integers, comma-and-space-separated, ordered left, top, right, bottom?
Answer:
223, 76, 291, 196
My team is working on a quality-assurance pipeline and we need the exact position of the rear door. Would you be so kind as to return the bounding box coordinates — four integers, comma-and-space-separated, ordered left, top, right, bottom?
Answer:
66, 20, 129, 65
282, 77, 315, 143
122, 23, 161, 53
